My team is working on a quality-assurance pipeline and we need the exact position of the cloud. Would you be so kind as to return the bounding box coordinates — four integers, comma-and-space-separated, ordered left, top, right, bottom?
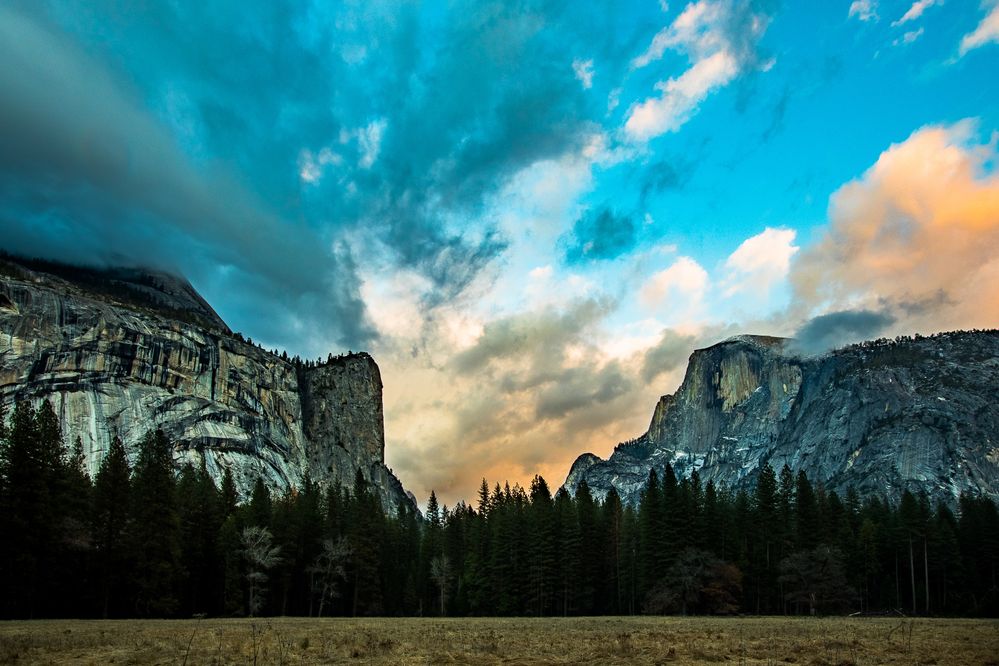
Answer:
790, 121, 999, 333
625, 0, 773, 142
640, 256, 709, 311
641, 328, 699, 382
450, 298, 614, 376
0, 5, 375, 347
380, 296, 662, 504
892, 0, 940, 27
357, 119, 386, 169
572, 58, 595, 89
722, 227, 798, 297
0, 1, 610, 355
893, 28, 925, 46
959, 1, 999, 56
639, 158, 690, 203
848, 0, 879, 22
564, 206, 638, 263
791, 310, 894, 355
790, 309, 895, 355
534, 363, 633, 420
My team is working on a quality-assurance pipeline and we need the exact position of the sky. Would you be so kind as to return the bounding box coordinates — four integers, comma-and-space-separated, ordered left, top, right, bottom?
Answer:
2, 0, 998, 507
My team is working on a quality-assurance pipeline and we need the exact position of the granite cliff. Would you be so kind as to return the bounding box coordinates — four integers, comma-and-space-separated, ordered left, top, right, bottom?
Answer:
0, 256, 414, 513
565, 332, 999, 506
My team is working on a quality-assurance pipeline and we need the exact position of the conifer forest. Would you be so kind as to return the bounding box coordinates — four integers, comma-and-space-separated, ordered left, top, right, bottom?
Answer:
1, 400, 997, 620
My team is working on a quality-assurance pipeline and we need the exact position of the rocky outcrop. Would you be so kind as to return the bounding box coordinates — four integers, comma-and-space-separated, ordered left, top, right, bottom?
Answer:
565, 332, 999, 506
0, 257, 415, 513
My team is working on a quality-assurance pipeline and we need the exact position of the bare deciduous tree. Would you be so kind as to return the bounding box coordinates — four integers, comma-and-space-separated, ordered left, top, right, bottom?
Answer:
241, 526, 281, 617
430, 554, 452, 616
309, 536, 352, 617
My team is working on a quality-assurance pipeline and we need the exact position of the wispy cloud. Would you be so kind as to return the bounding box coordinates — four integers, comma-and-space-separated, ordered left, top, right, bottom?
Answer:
893, 27, 925, 46
625, 0, 773, 142
892, 0, 941, 27
848, 0, 879, 22
959, 1, 999, 56
572, 58, 595, 89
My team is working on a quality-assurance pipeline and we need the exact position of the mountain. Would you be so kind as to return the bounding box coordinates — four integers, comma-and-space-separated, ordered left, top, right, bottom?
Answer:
0, 255, 414, 513
564, 332, 999, 506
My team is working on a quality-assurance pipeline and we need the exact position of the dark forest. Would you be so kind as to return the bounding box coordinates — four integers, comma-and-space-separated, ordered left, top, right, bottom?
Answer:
1, 400, 996, 620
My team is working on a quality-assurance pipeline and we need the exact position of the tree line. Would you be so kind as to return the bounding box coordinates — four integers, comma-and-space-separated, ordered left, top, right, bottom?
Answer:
1, 399, 997, 619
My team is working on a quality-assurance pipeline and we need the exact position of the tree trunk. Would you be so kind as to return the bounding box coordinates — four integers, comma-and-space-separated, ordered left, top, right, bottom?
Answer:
909, 536, 916, 615
923, 537, 930, 615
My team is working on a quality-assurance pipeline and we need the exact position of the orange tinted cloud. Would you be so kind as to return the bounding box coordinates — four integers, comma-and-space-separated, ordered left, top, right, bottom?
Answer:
792, 121, 999, 332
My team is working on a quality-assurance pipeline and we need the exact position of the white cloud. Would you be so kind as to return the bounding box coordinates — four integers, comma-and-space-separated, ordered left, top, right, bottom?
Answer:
893, 27, 925, 45
626, 51, 738, 140
298, 147, 342, 184
358, 118, 386, 169
572, 58, 594, 89
625, 0, 771, 142
721, 227, 799, 297
529, 265, 553, 280
959, 2, 999, 56
892, 0, 940, 26
849, 0, 879, 22
640, 256, 709, 309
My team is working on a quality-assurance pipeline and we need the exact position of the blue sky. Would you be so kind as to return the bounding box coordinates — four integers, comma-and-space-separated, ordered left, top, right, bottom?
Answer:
2, 0, 998, 504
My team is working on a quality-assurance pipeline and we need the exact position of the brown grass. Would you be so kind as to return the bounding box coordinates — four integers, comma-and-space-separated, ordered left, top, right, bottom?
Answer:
0, 616, 996, 665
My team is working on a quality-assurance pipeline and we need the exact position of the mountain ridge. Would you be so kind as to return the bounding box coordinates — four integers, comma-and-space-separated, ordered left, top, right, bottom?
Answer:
0, 254, 414, 512
565, 329, 999, 506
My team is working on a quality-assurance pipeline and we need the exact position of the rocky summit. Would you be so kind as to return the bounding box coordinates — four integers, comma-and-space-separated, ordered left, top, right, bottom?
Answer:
0, 256, 414, 513
565, 332, 999, 506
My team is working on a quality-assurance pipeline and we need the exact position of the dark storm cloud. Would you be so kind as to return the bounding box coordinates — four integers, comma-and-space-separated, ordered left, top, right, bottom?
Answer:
790, 309, 896, 356
0, 0, 608, 353
0, 5, 375, 347
564, 207, 638, 263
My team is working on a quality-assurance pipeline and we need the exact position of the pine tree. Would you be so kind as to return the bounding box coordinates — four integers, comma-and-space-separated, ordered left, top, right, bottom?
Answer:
0, 401, 58, 617
220, 467, 238, 518
553, 487, 579, 615
177, 460, 223, 615
526, 475, 555, 615
795, 471, 819, 551
129, 429, 183, 616
575, 481, 599, 614
57, 435, 93, 616
601, 487, 624, 614
248, 476, 272, 527
92, 436, 131, 618
638, 468, 664, 597
346, 469, 384, 615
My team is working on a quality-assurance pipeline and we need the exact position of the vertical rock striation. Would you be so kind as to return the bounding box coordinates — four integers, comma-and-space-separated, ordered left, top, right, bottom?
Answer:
0, 257, 414, 513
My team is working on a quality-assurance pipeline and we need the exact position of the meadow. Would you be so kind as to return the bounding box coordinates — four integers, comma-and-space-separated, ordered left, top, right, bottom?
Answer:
0, 616, 997, 665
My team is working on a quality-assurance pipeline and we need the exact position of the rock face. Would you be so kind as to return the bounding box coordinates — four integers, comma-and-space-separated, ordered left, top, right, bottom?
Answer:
0, 257, 414, 513
565, 332, 999, 506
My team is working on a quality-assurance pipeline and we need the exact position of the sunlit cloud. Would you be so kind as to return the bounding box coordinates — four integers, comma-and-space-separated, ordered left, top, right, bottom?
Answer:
791, 120, 999, 331
721, 227, 799, 297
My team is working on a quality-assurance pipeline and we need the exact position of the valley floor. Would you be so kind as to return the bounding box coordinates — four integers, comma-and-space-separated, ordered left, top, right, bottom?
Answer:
0, 616, 996, 665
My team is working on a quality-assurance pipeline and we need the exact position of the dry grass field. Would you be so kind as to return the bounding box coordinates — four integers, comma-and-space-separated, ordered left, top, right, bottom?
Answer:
0, 616, 997, 665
